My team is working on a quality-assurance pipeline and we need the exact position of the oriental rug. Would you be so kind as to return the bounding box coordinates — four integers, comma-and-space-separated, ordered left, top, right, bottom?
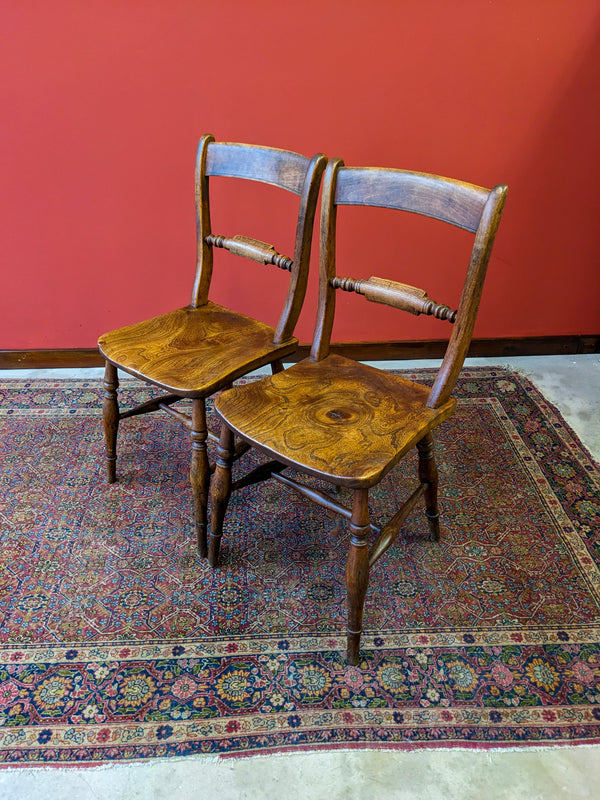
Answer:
0, 367, 599, 764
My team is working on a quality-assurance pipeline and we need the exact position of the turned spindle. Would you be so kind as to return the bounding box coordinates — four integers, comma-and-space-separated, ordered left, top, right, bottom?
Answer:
330, 275, 456, 322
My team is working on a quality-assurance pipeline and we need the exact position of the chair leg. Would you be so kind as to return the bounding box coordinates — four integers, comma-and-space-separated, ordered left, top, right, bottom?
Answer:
208, 424, 235, 568
191, 398, 210, 558
102, 361, 120, 484
346, 488, 371, 666
417, 432, 440, 541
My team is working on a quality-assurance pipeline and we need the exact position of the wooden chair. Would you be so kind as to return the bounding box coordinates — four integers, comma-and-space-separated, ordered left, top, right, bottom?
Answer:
210, 157, 507, 665
98, 136, 327, 556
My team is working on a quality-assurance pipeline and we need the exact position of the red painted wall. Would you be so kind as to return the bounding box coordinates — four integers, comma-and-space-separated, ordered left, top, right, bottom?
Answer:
2, 1, 599, 349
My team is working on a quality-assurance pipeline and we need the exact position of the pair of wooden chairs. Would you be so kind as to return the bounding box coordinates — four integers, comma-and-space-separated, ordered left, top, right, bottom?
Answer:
99, 135, 507, 665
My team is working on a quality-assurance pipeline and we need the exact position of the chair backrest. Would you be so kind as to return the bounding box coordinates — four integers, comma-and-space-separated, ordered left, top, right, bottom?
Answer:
312, 158, 508, 407
191, 135, 327, 344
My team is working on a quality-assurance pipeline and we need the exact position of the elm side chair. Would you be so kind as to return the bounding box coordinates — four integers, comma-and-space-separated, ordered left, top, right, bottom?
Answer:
98, 136, 327, 557
210, 157, 507, 665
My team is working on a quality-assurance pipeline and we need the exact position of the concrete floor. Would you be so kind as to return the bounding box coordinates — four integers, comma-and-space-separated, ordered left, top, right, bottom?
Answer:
0, 354, 598, 800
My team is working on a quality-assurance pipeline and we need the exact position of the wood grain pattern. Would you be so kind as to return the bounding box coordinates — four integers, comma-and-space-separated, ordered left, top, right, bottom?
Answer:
212, 155, 507, 665
205, 142, 309, 195
331, 276, 457, 321
99, 302, 298, 396
204, 234, 293, 270
97, 136, 326, 555
334, 166, 489, 232
214, 353, 455, 488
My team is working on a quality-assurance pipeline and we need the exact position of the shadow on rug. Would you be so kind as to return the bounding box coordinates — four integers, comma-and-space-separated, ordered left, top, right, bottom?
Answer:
0, 367, 599, 763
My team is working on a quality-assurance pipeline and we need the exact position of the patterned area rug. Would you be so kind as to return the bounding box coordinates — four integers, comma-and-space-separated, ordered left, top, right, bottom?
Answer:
0, 368, 599, 764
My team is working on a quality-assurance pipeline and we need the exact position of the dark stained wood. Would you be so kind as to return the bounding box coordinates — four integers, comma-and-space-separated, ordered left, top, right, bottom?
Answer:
96, 136, 326, 555
191, 398, 210, 557
102, 361, 119, 484
212, 157, 508, 665
231, 460, 287, 493
191, 138, 327, 344
159, 403, 192, 428
346, 489, 371, 666
271, 471, 382, 536
311, 157, 340, 362
2, 335, 598, 370
208, 424, 234, 568
204, 234, 293, 271
417, 432, 440, 541
191, 133, 214, 308
331, 275, 457, 321
368, 482, 426, 568
275, 152, 328, 344
0, 349, 108, 368
427, 183, 507, 408
119, 394, 181, 421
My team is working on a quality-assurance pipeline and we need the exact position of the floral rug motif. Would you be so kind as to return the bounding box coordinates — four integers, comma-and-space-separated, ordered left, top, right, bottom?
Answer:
0, 368, 599, 763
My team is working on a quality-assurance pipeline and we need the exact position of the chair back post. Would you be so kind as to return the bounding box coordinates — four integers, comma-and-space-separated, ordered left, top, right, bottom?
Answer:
427, 183, 508, 408
190, 134, 216, 309
310, 158, 344, 361
274, 152, 327, 344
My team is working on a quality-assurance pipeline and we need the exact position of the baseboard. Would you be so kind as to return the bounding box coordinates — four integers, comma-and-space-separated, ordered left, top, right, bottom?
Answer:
1, 335, 598, 370
314, 334, 600, 362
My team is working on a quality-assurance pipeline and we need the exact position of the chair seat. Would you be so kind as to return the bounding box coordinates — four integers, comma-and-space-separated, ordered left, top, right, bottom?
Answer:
214, 353, 456, 488
98, 302, 297, 397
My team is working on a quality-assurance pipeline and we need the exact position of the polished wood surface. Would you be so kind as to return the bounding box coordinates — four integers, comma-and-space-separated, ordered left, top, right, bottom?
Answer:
212, 157, 507, 665
334, 166, 489, 231
330, 275, 457, 321
99, 302, 298, 396
214, 353, 455, 487
97, 136, 326, 554
205, 142, 309, 195
204, 235, 293, 271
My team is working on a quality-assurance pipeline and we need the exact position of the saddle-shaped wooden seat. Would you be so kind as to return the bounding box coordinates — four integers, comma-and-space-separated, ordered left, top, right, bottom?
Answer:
215, 353, 455, 487
209, 157, 507, 665
98, 136, 326, 555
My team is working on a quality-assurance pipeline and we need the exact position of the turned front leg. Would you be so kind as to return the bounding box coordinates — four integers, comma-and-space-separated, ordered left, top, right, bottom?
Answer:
102, 361, 120, 483
208, 424, 234, 568
190, 398, 210, 558
346, 488, 371, 666
417, 432, 440, 541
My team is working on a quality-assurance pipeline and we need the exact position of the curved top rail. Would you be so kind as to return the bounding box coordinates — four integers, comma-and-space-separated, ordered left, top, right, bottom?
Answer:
335, 167, 490, 232
205, 142, 310, 195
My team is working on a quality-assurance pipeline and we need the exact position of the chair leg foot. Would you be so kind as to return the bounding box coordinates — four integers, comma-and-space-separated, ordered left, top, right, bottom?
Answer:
102, 361, 120, 484
195, 524, 207, 557
426, 510, 441, 542
346, 630, 362, 667
417, 432, 441, 542
191, 399, 210, 558
345, 488, 370, 666
208, 425, 234, 568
